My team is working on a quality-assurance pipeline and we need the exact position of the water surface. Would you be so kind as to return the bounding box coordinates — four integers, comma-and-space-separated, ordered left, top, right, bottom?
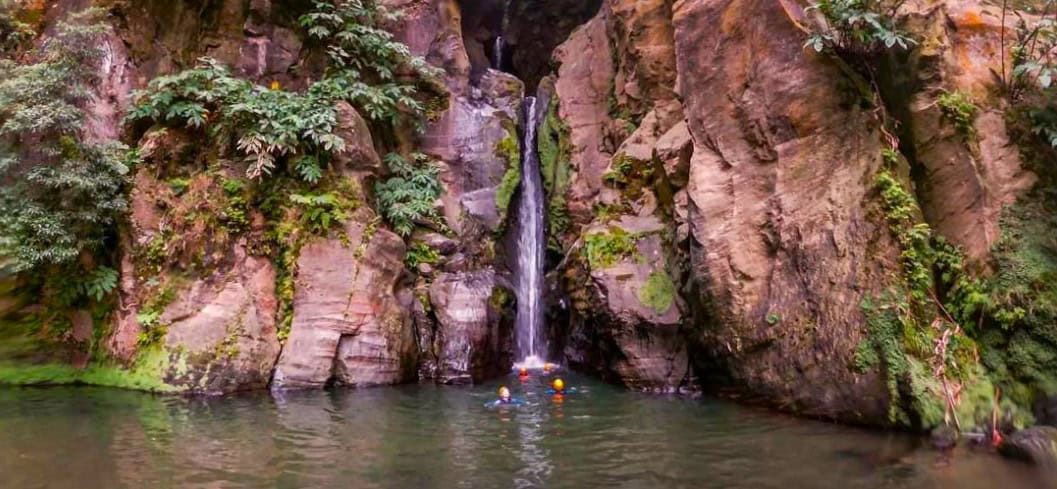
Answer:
0, 373, 1049, 488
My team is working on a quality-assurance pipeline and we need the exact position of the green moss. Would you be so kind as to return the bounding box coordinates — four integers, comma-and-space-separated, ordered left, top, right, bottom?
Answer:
637, 270, 676, 314
0, 347, 178, 392
875, 169, 934, 301
937, 91, 978, 138
494, 126, 521, 224
974, 201, 1057, 405
490, 287, 513, 310
584, 227, 640, 269
538, 97, 572, 247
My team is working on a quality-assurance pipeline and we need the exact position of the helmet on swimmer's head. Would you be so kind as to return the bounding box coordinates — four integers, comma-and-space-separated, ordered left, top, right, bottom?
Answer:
543, 363, 553, 373
518, 366, 529, 377
552, 378, 565, 392
499, 386, 511, 400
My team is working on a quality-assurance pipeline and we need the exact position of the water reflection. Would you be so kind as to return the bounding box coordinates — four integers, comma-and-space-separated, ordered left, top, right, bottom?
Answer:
0, 376, 1051, 489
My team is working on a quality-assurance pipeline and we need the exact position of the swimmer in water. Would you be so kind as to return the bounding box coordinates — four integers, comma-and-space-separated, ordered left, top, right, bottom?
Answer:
551, 378, 564, 393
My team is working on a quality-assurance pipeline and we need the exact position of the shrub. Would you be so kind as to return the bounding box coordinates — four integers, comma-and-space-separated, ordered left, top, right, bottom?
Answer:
804, 0, 916, 63
290, 192, 351, 235
375, 152, 445, 236
128, 0, 445, 180
0, 9, 130, 272
0, 1, 33, 54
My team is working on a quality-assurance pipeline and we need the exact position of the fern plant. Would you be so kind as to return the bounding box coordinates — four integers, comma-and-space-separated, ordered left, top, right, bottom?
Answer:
375, 153, 444, 236
128, 1, 444, 181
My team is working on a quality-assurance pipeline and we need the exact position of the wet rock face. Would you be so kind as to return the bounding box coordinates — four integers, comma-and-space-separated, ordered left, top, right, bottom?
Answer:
674, 0, 898, 421
424, 270, 514, 383
563, 215, 692, 391
421, 69, 524, 235
273, 211, 416, 389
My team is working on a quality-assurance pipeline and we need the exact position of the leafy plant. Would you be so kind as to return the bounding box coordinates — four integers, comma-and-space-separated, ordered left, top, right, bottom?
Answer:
405, 241, 440, 269
0, 1, 33, 54
300, 0, 444, 124
290, 192, 350, 235
804, 0, 916, 61
936, 91, 978, 138
127, 0, 445, 180
81, 266, 118, 301
0, 9, 130, 272
375, 152, 444, 236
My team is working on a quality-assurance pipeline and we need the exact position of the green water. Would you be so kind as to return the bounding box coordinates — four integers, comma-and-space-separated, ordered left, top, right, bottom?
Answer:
0, 373, 1049, 488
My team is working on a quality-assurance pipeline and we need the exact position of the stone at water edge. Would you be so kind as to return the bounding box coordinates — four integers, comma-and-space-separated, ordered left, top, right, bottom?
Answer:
998, 426, 1057, 466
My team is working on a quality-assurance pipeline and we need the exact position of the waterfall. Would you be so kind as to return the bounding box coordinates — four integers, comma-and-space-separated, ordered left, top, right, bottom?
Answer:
514, 96, 546, 367
493, 36, 504, 70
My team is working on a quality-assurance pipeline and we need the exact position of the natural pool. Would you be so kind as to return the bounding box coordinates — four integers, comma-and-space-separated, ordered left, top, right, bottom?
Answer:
0, 373, 1050, 489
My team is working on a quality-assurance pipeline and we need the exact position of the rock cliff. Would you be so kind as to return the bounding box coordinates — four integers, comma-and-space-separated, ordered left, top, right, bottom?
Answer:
2, 0, 1056, 432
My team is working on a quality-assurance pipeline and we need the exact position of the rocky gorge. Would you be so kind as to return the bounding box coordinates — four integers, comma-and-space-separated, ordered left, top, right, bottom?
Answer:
3, 0, 1057, 461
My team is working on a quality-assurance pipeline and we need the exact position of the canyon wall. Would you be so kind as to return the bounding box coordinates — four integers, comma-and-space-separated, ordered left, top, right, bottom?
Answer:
2, 0, 1055, 430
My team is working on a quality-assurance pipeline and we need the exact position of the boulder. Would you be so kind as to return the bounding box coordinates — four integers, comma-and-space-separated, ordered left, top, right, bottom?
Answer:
1000, 426, 1057, 466
333, 102, 382, 177
272, 210, 416, 389
425, 270, 513, 383
564, 215, 690, 391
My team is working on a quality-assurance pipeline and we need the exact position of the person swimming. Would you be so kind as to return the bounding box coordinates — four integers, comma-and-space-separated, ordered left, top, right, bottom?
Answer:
547, 378, 566, 396
488, 386, 524, 407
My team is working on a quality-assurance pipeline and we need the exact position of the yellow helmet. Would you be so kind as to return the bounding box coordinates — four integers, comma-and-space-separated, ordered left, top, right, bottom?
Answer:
498, 386, 511, 398
552, 378, 565, 392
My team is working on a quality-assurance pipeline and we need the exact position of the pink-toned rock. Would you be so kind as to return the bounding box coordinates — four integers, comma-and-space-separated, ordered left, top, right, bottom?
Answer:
160, 245, 280, 393
897, 2, 1036, 265
565, 215, 690, 390
553, 14, 617, 227
333, 102, 383, 177
675, 0, 899, 422
426, 270, 513, 383
272, 210, 416, 389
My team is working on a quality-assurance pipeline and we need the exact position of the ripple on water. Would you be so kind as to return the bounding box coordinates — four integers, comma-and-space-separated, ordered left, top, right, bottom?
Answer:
0, 378, 1053, 489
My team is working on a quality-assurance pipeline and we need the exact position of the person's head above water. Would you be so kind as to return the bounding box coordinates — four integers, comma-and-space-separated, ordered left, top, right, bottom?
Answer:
552, 378, 564, 393
498, 386, 511, 402
518, 366, 529, 377
543, 363, 553, 373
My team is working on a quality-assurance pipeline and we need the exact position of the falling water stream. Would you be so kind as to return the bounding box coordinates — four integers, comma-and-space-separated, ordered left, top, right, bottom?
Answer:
493, 36, 504, 71
514, 96, 546, 367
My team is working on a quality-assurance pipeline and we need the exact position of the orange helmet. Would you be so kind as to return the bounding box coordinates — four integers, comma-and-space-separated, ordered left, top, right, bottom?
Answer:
543, 363, 553, 373
552, 378, 565, 392
518, 366, 529, 376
